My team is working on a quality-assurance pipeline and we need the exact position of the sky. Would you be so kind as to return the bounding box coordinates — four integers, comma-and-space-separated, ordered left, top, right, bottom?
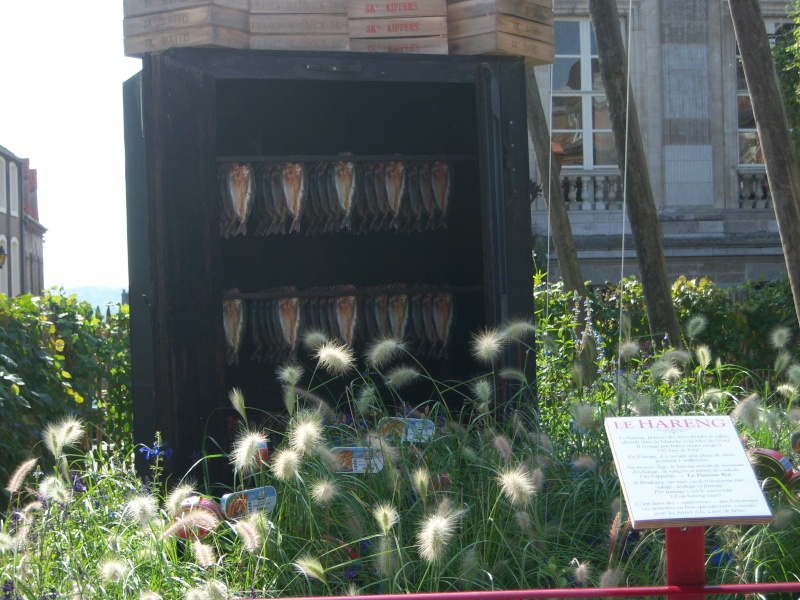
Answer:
0, 3, 142, 290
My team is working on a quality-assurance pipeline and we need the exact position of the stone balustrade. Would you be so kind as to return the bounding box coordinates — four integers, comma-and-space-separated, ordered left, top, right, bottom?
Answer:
737, 168, 771, 209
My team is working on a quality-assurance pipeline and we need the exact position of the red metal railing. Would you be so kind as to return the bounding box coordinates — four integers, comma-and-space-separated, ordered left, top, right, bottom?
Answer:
254, 528, 800, 600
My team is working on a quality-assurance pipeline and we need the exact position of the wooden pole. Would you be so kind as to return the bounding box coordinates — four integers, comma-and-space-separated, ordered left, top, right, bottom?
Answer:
729, 0, 800, 328
525, 67, 587, 298
589, 0, 683, 348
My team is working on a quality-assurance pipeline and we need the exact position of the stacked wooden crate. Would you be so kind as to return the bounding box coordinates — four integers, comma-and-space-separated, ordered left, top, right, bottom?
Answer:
123, 0, 250, 57
446, 0, 553, 64
250, 0, 349, 50
347, 0, 448, 55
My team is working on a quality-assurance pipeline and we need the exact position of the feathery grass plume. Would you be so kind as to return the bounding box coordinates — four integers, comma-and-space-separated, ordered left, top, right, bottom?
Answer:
288, 410, 324, 456
416, 500, 462, 563
313, 445, 342, 471
140, 592, 163, 600
271, 448, 301, 482
514, 510, 532, 533
376, 535, 399, 577
234, 519, 262, 553
185, 587, 210, 600
770, 325, 792, 350
294, 555, 327, 583
284, 386, 297, 416
599, 566, 622, 588
39, 475, 71, 504
631, 394, 653, 416
165, 483, 197, 517
277, 363, 305, 386
497, 464, 536, 506
367, 432, 399, 464
471, 378, 493, 405
366, 337, 407, 368
162, 510, 220, 540
663, 349, 691, 364
700, 388, 724, 408
297, 387, 338, 423
769, 506, 794, 530
471, 327, 506, 365
384, 365, 422, 388
789, 407, 800, 425
695, 344, 712, 370
99, 558, 128, 583
618, 339, 640, 362
732, 393, 761, 428
192, 540, 217, 568
301, 329, 329, 352
6, 458, 38, 495
499, 367, 528, 384
373, 503, 399, 535
572, 455, 596, 470
228, 387, 247, 424
684, 314, 708, 340
355, 384, 378, 414
0, 532, 13, 553
572, 559, 590, 585
125, 495, 159, 527
571, 402, 595, 432
458, 547, 479, 584
207, 580, 228, 600
787, 363, 800, 386
347, 584, 360, 597
570, 362, 584, 389
500, 319, 536, 341
22, 500, 42, 514
529, 431, 553, 453
411, 467, 430, 498
461, 445, 479, 464
492, 433, 513, 461
650, 357, 680, 382
231, 430, 268, 474
315, 340, 356, 375
775, 350, 791, 375
42, 416, 85, 458
311, 478, 338, 504
777, 383, 796, 399
530, 467, 545, 493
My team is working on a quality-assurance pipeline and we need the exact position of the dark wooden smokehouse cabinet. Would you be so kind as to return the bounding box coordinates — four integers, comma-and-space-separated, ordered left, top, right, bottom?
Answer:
124, 48, 533, 478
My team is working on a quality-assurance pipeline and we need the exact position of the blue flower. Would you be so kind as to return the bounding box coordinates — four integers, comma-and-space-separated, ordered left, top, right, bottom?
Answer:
138, 442, 173, 461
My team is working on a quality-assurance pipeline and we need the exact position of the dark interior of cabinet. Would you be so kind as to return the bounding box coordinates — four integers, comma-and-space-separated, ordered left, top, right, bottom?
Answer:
216, 78, 486, 414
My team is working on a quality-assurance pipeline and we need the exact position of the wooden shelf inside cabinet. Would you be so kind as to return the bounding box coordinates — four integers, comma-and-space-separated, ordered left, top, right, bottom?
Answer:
217, 154, 478, 163
223, 285, 483, 300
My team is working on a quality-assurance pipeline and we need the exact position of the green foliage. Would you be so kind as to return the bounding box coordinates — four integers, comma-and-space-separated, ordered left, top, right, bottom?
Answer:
773, 2, 800, 155
0, 290, 131, 487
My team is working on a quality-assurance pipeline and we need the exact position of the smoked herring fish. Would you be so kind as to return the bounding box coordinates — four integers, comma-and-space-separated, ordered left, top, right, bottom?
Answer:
282, 162, 307, 233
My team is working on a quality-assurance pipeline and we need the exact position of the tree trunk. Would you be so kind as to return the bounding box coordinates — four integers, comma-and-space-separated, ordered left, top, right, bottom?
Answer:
525, 67, 587, 298
729, 0, 800, 329
589, 0, 683, 348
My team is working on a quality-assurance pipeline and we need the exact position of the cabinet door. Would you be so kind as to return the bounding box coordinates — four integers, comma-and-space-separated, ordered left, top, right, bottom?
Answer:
127, 53, 225, 478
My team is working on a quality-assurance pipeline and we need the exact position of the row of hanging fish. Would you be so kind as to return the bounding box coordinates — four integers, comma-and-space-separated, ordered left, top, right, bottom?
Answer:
222, 286, 456, 364
218, 159, 453, 238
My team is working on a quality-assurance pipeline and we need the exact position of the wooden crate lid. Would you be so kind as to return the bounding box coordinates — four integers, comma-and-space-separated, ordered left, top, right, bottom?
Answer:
347, 0, 446, 19
350, 35, 448, 53
448, 30, 554, 64
249, 33, 350, 49
447, 0, 552, 26
349, 16, 447, 38
251, 0, 347, 14
124, 5, 248, 37
123, 0, 248, 18
124, 24, 249, 57
250, 13, 349, 34
448, 13, 552, 45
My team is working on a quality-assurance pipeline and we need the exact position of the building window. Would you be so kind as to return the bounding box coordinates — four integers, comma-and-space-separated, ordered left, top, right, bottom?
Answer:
9, 162, 18, 217
0, 235, 7, 296
737, 20, 794, 165
551, 19, 617, 170
10, 237, 20, 297
0, 158, 6, 214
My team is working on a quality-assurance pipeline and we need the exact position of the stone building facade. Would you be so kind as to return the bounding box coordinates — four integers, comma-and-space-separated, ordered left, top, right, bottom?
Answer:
0, 144, 46, 297
530, 0, 790, 286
